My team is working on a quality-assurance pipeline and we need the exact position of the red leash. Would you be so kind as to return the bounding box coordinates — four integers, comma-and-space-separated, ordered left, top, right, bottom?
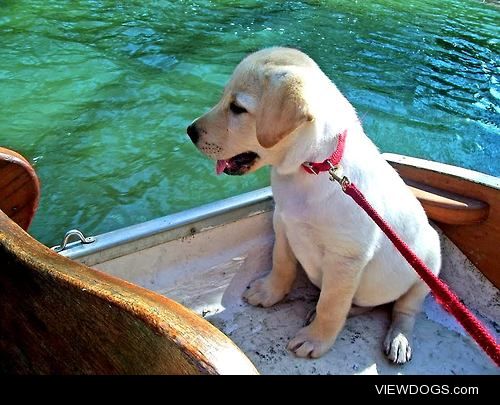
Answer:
302, 132, 500, 366
344, 182, 500, 366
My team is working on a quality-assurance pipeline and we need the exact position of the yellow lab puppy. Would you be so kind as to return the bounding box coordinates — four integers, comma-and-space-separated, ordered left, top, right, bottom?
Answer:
187, 47, 441, 363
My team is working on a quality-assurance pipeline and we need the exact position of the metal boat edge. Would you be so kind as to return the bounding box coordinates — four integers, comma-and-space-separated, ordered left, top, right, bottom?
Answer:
60, 186, 274, 266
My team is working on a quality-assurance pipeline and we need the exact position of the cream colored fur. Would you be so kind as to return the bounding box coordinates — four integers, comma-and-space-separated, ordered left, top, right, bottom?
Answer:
189, 47, 441, 363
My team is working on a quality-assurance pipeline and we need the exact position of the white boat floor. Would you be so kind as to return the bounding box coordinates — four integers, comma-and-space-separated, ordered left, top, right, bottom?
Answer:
95, 214, 499, 375
156, 243, 497, 375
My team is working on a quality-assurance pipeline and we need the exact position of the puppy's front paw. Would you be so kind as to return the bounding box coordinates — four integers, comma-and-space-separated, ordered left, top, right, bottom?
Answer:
243, 276, 288, 307
287, 325, 334, 358
384, 330, 412, 364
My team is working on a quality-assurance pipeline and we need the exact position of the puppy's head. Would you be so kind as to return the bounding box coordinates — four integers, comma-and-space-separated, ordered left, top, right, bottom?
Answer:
187, 47, 316, 175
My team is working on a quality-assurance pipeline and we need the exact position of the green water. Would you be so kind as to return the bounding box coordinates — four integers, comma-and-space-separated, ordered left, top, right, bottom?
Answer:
0, 0, 499, 246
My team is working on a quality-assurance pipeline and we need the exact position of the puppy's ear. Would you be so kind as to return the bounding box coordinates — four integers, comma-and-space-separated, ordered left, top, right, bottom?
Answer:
256, 70, 314, 149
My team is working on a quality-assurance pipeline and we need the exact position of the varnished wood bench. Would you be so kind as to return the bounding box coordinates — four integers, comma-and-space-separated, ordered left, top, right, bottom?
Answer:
406, 179, 489, 225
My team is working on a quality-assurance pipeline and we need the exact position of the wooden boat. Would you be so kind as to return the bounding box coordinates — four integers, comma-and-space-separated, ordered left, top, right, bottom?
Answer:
0, 147, 498, 374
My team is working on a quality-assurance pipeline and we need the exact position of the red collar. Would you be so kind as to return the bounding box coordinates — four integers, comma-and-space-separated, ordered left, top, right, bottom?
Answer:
302, 130, 347, 175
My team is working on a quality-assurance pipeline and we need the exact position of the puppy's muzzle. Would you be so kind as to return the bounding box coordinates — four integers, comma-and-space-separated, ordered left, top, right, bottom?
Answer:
186, 123, 199, 144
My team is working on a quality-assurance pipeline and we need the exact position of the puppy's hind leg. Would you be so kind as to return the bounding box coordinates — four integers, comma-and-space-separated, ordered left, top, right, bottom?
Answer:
384, 281, 429, 364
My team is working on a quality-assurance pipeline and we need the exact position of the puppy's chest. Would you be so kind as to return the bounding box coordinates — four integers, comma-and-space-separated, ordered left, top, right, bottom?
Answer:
276, 194, 337, 282
273, 181, 335, 226
279, 206, 332, 252
276, 192, 326, 227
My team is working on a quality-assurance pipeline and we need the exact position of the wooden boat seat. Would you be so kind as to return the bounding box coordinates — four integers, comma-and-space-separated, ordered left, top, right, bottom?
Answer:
0, 147, 40, 230
406, 179, 489, 225
0, 147, 257, 374
0, 209, 258, 374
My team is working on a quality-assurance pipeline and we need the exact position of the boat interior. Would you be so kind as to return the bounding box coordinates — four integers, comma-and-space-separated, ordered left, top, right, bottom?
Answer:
0, 148, 498, 374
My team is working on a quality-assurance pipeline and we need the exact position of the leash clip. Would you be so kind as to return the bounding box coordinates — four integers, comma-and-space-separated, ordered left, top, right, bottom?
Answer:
327, 162, 350, 191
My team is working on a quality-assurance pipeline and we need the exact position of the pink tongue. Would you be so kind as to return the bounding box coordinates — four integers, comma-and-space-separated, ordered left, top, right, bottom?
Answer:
216, 160, 230, 175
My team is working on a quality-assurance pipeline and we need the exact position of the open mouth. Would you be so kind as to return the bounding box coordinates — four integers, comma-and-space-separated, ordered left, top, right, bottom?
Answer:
216, 152, 260, 176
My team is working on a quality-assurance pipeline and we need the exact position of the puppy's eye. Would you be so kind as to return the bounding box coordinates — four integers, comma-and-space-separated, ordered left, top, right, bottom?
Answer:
229, 102, 247, 115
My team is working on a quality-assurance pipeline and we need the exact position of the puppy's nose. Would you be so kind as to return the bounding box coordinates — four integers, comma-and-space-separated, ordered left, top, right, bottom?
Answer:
186, 123, 199, 144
